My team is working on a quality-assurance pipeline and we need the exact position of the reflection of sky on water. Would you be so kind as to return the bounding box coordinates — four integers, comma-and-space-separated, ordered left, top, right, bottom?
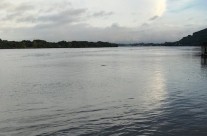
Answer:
1, 47, 207, 136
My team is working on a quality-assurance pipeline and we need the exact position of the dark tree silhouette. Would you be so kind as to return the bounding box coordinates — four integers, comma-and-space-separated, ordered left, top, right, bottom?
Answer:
0, 39, 118, 49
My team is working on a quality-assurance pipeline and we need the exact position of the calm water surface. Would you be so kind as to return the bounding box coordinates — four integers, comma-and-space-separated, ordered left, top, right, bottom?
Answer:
0, 47, 207, 136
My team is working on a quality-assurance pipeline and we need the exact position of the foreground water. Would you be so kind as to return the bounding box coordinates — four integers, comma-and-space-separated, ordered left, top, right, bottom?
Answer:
0, 47, 207, 136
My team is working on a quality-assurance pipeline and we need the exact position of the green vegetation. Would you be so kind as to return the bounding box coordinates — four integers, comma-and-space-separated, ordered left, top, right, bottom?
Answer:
0, 39, 118, 49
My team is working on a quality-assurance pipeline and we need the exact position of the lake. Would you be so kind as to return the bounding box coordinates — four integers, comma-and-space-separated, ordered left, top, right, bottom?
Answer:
0, 47, 207, 136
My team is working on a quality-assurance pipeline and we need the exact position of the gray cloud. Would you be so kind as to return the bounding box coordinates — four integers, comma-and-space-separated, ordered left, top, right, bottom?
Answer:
12, 3, 34, 12
0, 1, 33, 13
0, 2, 34, 22
141, 23, 149, 27
149, 15, 159, 21
16, 15, 36, 23
0, 1, 87, 28
92, 11, 114, 17
38, 9, 87, 24
140, 15, 159, 28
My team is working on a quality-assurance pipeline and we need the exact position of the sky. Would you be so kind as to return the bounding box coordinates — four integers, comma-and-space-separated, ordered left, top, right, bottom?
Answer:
0, 0, 207, 43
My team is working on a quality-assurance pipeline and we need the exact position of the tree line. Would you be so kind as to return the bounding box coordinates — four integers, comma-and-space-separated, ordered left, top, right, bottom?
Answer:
0, 39, 118, 49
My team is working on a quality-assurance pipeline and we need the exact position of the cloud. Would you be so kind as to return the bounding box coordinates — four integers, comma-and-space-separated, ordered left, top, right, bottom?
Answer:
92, 11, 114, 17
0, 1, 88, 28
0, 0, 206, 43
37, 9, 86, 24
3, 4, 34, 22
149, 16, 159, 21
155, 0, 167, 16
0, 0, 168, 28
69, 0, 168, 27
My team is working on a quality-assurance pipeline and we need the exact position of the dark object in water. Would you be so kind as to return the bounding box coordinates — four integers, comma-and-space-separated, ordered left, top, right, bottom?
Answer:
201, 56, 207, 65
201, 42, 207, 56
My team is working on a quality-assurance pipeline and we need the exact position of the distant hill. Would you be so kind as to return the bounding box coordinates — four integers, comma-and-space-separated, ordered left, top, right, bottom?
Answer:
178, 28, 207, 46
127, 28, 207, 47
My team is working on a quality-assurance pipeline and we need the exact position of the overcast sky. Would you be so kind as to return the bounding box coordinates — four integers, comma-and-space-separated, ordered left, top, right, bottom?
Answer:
0, 0, 206, 43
